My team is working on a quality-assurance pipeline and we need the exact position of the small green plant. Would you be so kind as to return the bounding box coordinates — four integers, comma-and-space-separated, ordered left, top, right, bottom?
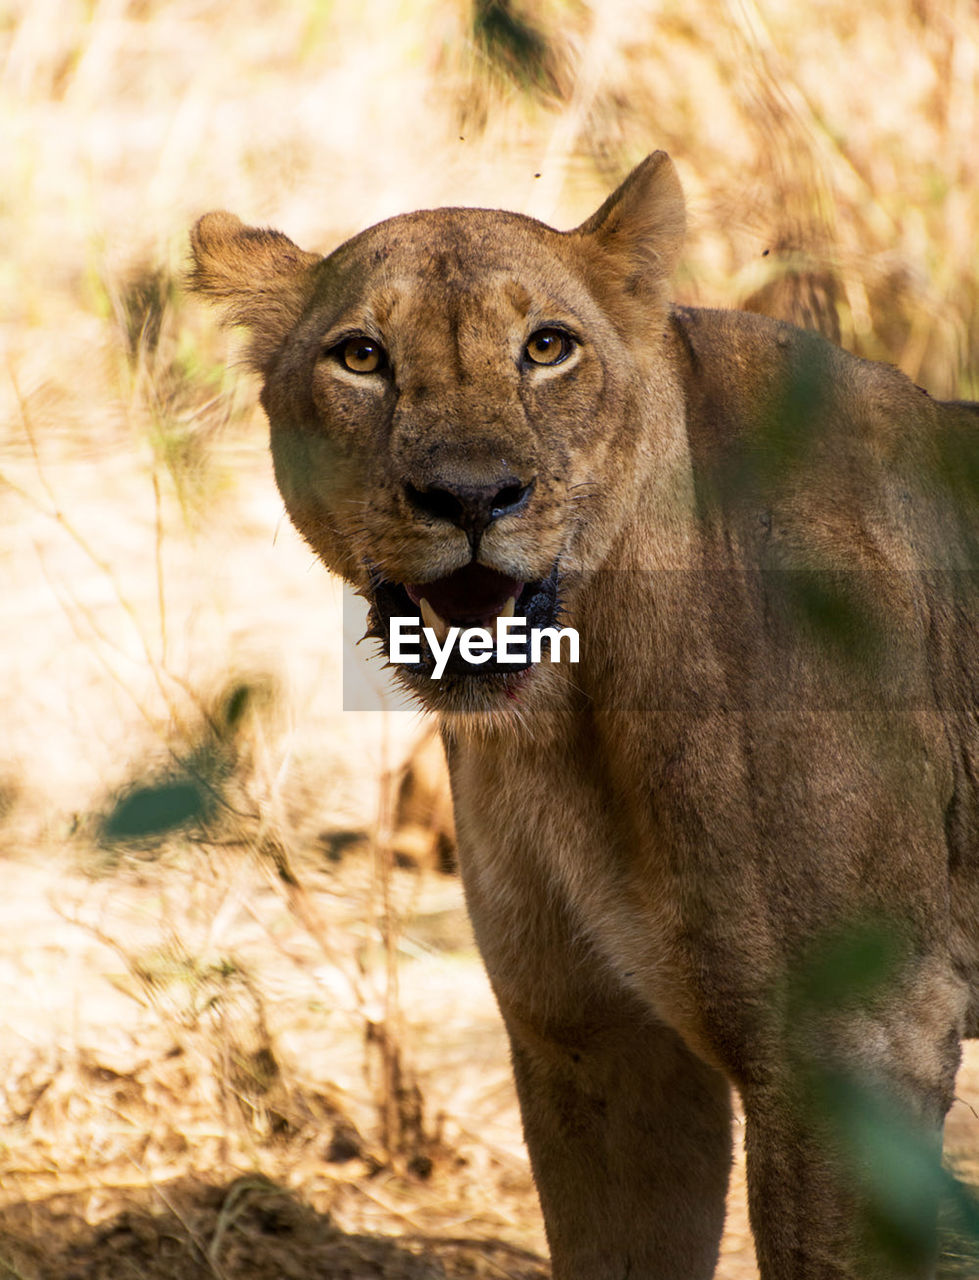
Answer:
95, 679, 270, 857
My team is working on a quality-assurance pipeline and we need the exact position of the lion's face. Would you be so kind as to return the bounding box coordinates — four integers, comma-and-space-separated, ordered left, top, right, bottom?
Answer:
266, 211, 648, 713
190, 154, 686, 714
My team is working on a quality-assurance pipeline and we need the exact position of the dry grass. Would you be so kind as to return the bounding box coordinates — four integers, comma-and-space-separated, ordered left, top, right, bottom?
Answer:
1, 0, 978, 1275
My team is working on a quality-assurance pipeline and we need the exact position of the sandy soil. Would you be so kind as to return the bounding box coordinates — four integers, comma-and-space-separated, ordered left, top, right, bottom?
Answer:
2, 846, 979, 1279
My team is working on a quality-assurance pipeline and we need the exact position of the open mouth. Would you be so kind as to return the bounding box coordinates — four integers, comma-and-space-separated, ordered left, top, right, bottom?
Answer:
368, 561, 561, 678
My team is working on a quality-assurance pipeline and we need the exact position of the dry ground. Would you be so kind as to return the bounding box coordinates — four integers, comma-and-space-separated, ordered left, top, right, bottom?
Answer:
2, 0, 979, 1276
2, 845, 979, 1279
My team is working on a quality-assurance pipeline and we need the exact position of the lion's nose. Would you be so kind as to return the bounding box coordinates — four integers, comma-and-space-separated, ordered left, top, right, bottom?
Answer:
405, 477, 535, 540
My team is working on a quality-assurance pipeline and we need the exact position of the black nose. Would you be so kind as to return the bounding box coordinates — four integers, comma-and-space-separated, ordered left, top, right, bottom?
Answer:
405, 477, 535, 540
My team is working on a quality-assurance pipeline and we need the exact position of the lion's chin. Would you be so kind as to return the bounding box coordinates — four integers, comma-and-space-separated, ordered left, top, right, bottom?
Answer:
395, 664, 538, 719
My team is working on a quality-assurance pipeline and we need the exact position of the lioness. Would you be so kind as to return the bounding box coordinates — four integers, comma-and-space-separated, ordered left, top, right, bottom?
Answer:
191, 153, 979, 1279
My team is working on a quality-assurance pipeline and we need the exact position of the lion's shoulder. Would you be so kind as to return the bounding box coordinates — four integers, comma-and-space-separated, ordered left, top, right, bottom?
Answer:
670, 304, 933, 443
663, 304, 978, 574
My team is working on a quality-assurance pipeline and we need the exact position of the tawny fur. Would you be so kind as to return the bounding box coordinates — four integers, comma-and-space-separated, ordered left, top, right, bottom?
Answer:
191, 152, 979, 1280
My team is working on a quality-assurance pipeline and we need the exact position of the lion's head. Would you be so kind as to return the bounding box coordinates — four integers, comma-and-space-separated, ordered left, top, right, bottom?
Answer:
190, 153, 688, 716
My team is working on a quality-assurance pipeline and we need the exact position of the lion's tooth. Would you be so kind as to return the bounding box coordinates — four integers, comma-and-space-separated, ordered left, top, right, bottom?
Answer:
420, 597, 450, 643
500, 596, 517, 618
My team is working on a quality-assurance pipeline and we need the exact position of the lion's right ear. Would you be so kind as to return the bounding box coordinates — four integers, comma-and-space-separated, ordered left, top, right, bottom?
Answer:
573, 151, 685, 302
189, 212, 321, 371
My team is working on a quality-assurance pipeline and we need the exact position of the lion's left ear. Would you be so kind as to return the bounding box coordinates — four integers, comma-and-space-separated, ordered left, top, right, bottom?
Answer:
189, 212, 321, 371
574, 151, 685, 291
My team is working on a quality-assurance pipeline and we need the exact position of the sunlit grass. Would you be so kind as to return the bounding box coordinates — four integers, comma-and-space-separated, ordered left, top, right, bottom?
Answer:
1, 1, 977, 1275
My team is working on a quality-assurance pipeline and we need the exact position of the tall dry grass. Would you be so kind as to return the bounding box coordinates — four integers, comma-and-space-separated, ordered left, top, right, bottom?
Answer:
1, 1, 978, 1276
4, 0, 977, 839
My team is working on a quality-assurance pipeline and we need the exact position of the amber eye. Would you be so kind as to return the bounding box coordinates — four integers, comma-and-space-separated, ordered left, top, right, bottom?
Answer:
524, 328, 574, 367
336, 336, 386, 373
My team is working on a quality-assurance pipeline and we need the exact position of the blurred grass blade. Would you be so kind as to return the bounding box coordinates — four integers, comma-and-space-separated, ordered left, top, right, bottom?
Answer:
472, 0, 565, 100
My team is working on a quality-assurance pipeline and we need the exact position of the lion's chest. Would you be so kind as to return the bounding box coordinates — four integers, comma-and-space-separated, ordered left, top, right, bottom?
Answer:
445, 730, 711, 1055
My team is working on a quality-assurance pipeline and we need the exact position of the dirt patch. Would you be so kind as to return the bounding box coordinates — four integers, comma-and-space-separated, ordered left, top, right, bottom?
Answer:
0, 1176, 549, 1280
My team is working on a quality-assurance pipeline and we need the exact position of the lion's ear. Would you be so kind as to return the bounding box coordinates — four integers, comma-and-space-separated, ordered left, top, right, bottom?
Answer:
574, 151, 685, 291
189, 212, 321, 371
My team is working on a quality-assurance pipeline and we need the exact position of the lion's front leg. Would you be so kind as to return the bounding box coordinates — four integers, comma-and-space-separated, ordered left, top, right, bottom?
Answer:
451, 739, 734, 1278
739, 956, 965, 1280
502, 999, 733, 1280
742, 1082, 943, 1280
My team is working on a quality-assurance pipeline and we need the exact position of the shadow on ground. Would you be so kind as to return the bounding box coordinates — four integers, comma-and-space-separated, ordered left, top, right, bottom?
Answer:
0, 1175, 550, 1280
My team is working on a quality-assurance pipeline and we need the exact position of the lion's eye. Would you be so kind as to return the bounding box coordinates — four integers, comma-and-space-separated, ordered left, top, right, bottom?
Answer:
524, 328, 574, 367
335, 336, 386, 374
